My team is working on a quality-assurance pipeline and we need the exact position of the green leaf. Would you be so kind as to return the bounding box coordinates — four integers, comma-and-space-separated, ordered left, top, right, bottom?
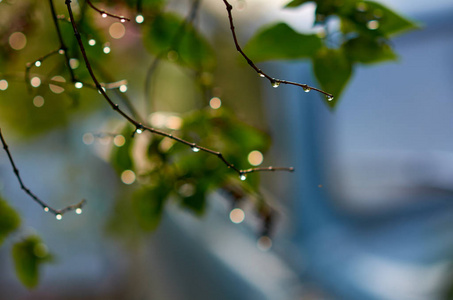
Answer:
12, 235, 52, 289
110, 124, 134, 174
244, 23, 322, 62
133, 184, 170, 231
344, 36, 397, 64
285, 0, 312, 8
143, 13, 215, 70
0, 197, 21, 246
342, 1, 418, 38
312, 48, 353, 108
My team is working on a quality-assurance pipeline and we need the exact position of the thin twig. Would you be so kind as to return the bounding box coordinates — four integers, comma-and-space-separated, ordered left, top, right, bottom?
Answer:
221, 0, 333, 99
0, 129, 86, 218
86, 0, 130, 22
64, 0, 294, 179
49, 0, 76, 83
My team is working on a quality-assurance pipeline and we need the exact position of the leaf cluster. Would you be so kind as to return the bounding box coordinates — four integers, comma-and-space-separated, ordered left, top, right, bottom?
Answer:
245, 0, 418, 108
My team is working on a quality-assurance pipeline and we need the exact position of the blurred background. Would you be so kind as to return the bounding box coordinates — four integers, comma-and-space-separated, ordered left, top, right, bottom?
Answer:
1, 0, 453, 299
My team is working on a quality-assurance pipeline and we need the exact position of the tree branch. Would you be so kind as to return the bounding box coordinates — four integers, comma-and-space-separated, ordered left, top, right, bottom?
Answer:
86, 0, 130, 22
0, 129, 86, 219
221, 0, 334, 100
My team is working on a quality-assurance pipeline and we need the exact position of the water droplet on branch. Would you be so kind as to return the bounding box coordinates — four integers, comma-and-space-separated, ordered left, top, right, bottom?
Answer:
271, 80, 280, 88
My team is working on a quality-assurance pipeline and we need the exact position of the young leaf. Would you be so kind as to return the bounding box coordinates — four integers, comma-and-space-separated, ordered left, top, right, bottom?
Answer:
0, 197, 21, 246
312, 48, 353, 108
244, 23, 322, 62
12, 235, 52, 289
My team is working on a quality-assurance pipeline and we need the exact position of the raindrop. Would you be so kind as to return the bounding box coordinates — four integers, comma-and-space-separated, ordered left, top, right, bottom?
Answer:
135, 127, 143, 134
121, 170, 136, 185
43, 207, 49, 212
209, 97, 222, 109
257, 236, 272, 251
35, 61, 42, 67
88, 39, 96, 46
101, 13, 107, 18
75, 208, 82, 215
119, 84, 127, 93
113, 135, 125, 147
56, 214, 62, 220
326, 95, 334, 101
0, 79, 8, 91
75, 82, 83, 89
30, 77, 41, 88
120, 18, 126, 23
271, 80, 280, 88
103, 46, 111, 54
135, 14, 144, 24
82, 133, 94, 145
9, 32, 27, 50
33, 96, 45, 107
229, 208, 245, 224
192, 146, 200, 153
258, 72, 265, 78
367, 20, 379, 30
58, 49, 65, 55
240, 174, 247, 181
69, 58, 79, 69
303, 86, 311, 93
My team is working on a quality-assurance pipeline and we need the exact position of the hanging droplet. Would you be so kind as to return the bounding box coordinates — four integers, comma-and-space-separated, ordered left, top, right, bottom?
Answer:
120, 18, 126, 23
75, 208, 82, 215
240, 174, 247, 181
75, 82, 83, 89
43, 207, 49, 212
271, 80, 280, 88
88, 39, 96, 46
56, 214, 62, 220
101, 12, 108, 18
229, 208, 245, 224
192, 146, 200, 153
0, 79, 8, 91
136, 127, 143, 134
103, 46, 111, 54
136, 14, 144, 24
303, 86, 311, 93
258, 72, 265, 78
35, 61, 42, 67
257, 236, 272, 251
58, 49, 65, 55
366, 20, 380, 30
119, 84, 127, 93
326, 95, 334, 101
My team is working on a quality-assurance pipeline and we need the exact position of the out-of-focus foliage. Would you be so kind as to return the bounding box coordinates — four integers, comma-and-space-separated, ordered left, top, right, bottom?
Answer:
0, 197, 21, 246
246, 0, 418, 108
12, 235, 53, 289
108, 108, 270, 238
